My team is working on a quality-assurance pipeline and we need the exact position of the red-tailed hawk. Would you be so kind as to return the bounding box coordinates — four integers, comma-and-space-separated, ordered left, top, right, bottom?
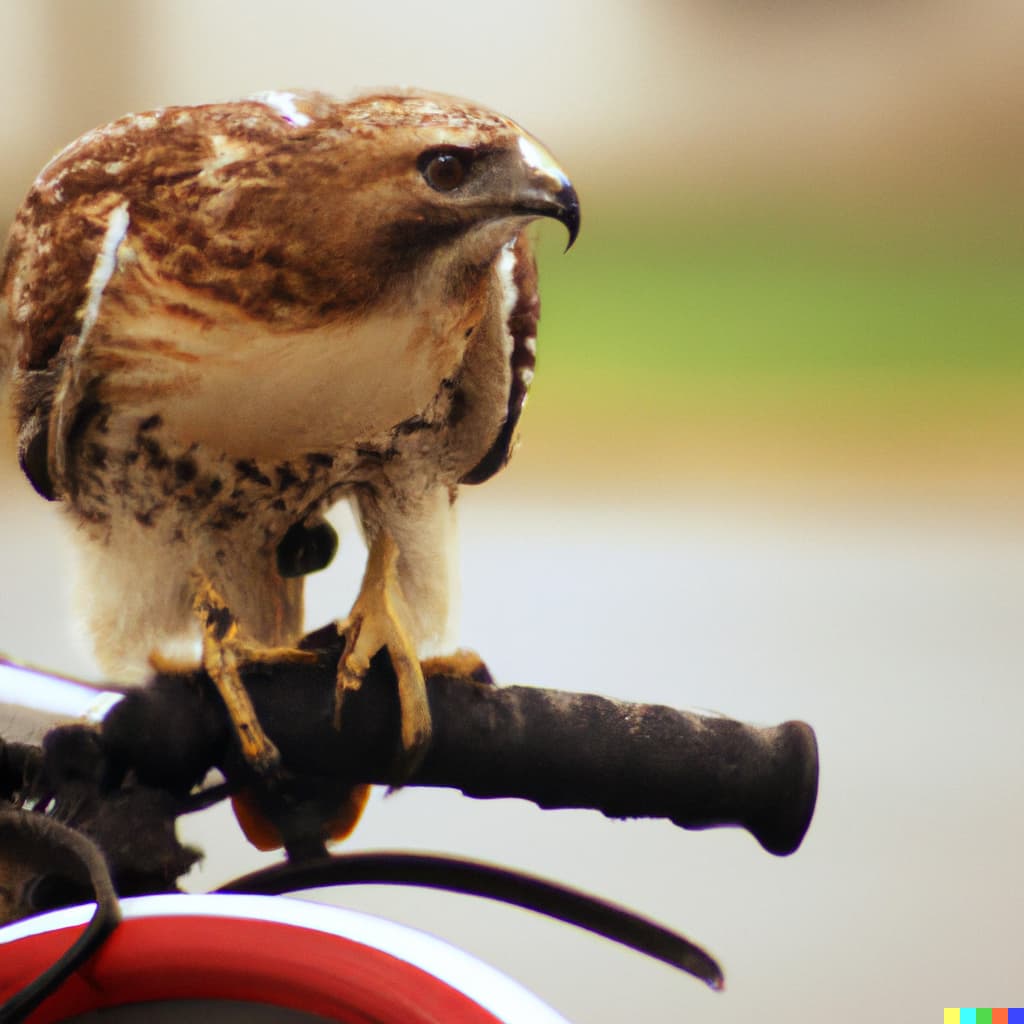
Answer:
1, 89, 578, 844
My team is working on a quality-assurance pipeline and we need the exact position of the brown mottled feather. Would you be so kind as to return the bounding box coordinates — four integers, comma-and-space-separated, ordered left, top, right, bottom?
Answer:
0, 86, 574, 683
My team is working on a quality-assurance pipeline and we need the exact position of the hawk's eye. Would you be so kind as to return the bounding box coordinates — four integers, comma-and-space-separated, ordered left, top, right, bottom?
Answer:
421, 150, 469, 192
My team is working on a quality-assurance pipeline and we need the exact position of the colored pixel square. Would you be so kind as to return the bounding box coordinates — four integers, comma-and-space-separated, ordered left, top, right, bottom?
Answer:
943, 1007, 1023, 1022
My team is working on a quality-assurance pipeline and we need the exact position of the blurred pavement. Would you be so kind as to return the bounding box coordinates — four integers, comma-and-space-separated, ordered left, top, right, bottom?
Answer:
2, 461, 1022, 1021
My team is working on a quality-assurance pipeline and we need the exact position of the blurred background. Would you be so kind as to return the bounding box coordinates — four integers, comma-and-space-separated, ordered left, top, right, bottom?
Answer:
1, 1, 1022, 1020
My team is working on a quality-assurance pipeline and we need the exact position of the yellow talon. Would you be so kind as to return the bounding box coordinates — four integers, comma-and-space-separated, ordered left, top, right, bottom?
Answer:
191, 570, 312, 774
335, 531, 432, 779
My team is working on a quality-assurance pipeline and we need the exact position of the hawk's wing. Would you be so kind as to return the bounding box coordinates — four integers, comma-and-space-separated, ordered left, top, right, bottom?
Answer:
461, 232, 539, 485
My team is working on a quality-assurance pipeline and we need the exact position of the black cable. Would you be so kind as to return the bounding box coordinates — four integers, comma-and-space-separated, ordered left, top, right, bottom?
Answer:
180, 780, 233, 814
219, 850, 724, 990
0, 811, 121, 1023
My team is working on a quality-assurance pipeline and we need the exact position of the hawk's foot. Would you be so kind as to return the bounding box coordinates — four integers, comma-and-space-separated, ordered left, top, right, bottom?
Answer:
335, 531, 432, 780
191, 570, 315, 775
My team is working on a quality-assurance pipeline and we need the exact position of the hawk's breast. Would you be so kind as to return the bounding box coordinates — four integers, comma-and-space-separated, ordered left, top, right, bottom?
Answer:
104, 302, 474, 461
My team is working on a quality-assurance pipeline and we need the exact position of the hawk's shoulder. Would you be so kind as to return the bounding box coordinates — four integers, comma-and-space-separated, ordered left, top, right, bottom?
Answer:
0, 92, 356, 378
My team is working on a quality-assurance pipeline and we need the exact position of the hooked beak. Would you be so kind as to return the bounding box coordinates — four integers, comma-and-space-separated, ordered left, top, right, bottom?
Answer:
523, 179, 580, 251
511, 133, 580, 250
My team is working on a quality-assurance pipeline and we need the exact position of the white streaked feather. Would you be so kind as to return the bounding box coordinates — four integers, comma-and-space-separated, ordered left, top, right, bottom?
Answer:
495, 240, 518, 361
50, 201, 130, 488
249, 90, 312, 127
79, 201, 130, 344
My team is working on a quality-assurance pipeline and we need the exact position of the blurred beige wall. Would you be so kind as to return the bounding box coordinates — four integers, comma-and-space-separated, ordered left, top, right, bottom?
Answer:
1, 0, 1021, 500
2, 0, 1023, 220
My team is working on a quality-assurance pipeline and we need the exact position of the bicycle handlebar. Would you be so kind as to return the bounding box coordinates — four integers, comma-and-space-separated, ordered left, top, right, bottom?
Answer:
94, 624, 817, 857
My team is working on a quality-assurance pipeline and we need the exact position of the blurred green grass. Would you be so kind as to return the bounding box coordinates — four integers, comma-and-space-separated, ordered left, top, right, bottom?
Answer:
522, 202, 1022, 488
534, 205, 1022, 392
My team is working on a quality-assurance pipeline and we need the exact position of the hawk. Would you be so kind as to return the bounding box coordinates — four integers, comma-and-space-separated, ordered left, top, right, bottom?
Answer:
1, 89, 578, 844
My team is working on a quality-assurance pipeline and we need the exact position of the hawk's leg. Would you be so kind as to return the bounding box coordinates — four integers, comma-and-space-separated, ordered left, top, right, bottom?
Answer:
191, 570, 316, 775
191, 572, 369, 853
335, 530, 432, 779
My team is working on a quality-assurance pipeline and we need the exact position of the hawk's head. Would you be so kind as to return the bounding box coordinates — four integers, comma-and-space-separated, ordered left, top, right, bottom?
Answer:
4, 88, 579, 363
229, 89, 579, 317
2, 88, 579, 494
